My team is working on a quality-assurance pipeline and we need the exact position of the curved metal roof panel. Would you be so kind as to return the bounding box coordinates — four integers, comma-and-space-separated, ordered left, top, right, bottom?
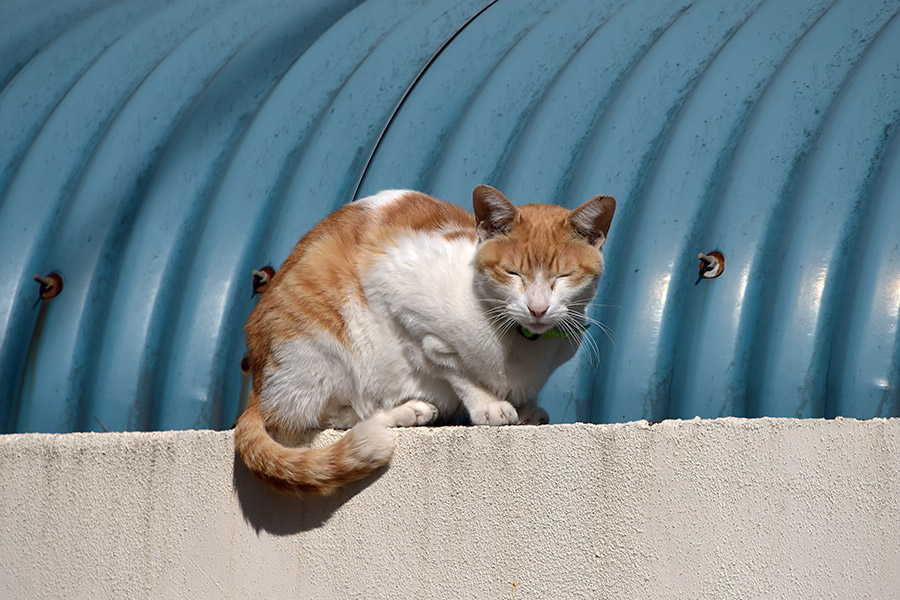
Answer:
1, 0, 898, 432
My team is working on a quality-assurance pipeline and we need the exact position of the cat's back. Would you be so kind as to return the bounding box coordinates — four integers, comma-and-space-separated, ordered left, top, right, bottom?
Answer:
246, 190, 476, 349
355, 189, 475, 237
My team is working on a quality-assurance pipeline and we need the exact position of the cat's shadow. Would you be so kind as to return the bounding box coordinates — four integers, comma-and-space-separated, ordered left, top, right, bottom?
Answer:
231, 433, 385, 535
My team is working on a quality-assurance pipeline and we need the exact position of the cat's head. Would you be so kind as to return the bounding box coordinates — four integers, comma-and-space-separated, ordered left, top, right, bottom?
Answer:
472, 185, 615, 336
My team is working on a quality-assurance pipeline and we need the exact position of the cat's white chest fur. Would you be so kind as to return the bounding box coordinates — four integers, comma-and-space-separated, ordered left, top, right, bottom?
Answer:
357, 232, 502, 399
354, 230, 565, 416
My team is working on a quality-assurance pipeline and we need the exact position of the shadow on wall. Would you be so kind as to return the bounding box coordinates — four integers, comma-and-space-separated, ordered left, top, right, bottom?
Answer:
232, 451, 384, 535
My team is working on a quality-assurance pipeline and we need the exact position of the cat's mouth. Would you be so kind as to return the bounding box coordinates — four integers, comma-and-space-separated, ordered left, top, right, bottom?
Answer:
520, 318, 554, 335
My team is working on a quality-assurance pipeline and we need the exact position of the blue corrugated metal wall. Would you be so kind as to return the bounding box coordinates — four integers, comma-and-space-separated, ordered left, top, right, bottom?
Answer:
2, 0, 899, 432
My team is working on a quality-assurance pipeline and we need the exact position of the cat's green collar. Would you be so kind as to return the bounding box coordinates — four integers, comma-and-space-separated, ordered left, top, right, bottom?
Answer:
516, 324, 589, 341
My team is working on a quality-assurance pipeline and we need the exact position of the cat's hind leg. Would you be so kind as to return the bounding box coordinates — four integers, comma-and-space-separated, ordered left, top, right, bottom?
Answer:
262, 335, 359, 431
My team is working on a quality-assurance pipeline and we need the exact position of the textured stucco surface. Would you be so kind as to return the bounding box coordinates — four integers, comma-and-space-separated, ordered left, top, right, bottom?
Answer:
1, 418, 899, 599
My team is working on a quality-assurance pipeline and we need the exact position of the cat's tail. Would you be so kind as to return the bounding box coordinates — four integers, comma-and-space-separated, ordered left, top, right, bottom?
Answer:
234, 391, 395, 495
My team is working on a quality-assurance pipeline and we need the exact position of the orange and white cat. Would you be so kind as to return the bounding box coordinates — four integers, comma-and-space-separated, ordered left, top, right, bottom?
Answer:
234, 185, 615, 494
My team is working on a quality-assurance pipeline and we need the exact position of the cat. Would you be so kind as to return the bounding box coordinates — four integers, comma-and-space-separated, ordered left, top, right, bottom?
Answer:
234, 185, 615, 494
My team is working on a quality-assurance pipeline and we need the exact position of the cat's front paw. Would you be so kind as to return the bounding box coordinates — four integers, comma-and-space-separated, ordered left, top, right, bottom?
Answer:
471, 400, 518, 426
380, 400, 439, 428
517, 405, 549, 425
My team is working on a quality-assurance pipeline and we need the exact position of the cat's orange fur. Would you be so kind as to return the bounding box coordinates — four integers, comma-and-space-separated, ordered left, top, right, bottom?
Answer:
235, 186, 615, 495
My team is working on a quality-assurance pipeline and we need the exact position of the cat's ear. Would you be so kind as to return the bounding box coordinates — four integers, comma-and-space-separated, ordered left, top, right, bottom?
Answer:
473, 185, 519, 242
568, 195, 616, 249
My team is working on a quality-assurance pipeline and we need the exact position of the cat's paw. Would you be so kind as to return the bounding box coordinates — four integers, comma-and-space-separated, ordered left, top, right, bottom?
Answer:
471, 400, 518, 426
380, 400, 439, 428
517, 405, 549, 425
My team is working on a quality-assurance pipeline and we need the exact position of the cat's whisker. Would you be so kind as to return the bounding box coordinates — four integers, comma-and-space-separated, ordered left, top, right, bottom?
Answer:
556, 313, 596, 366
556, 318, 586, 356
492, 323, 512, 338
579, 314, 608, 332
576, 313, 615, 347
591, 322, 616, 348
567, 298, 619, 310
483, 306, 507, 318
486, 311, 520, 339
569, 299, 620, 330
567, 320, 601, 368
485, 308, 517, 334
490, 313, 515, 325
578, 323, 603, 368
484, 305, 513, 318
559, 310, 608, 366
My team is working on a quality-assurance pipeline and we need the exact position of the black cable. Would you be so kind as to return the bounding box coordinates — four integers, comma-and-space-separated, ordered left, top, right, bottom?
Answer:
350, 0, 502, 201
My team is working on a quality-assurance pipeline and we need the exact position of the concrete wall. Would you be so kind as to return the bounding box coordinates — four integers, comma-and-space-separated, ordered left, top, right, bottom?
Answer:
2, 418, 898, 599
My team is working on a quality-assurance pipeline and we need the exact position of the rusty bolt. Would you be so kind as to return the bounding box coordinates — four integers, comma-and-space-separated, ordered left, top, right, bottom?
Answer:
697, 251, 725, 280
251, 266, 276, 294
33, 272, 64, 299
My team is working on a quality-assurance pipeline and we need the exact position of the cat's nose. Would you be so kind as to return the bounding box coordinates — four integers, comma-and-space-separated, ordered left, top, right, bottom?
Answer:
525, 282, 551, 318
528, 303, 549, 318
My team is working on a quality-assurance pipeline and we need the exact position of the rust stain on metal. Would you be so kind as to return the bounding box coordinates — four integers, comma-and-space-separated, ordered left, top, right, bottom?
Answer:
13, 298, 52, 429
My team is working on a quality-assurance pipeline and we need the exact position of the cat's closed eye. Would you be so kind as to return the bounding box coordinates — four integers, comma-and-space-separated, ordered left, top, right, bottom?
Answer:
551, 272, 574, 289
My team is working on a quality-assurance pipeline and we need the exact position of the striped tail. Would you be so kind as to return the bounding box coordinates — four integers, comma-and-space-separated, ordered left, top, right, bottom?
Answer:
234, 391, 395, 495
